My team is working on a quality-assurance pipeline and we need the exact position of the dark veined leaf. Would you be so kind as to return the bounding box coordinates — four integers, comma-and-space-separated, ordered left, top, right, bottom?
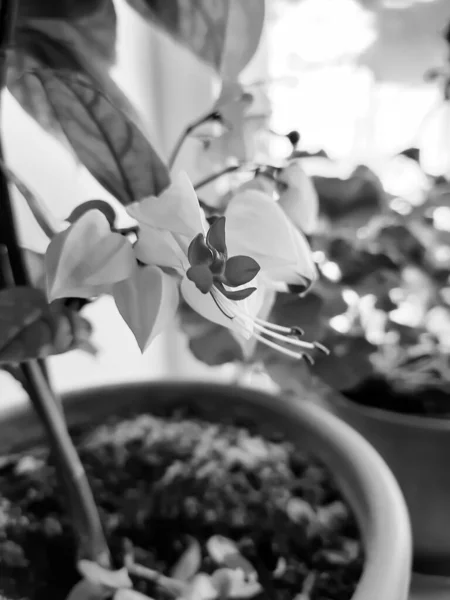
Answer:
9, 63, 169, 204
18, 0, 106, 21
125, 0, 265, 78
0, 286, 95, 364
8, 28, 169, 204
24, 0, 117, 66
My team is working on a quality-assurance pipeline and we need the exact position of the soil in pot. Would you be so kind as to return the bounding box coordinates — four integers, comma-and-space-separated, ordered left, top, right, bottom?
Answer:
0, 407, 363, 600
343, 352, 450, 417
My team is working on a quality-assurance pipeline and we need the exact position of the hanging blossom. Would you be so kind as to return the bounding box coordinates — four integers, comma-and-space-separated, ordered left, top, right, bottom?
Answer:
45, 173, 323, 360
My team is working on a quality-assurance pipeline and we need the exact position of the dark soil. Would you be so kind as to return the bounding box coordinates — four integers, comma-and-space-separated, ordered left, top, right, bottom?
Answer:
0, 409, 363, 600
344, 353, 450, 417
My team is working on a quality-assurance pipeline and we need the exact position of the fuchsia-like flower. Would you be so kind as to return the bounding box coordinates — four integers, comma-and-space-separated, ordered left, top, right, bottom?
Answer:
45, 173, 321, 359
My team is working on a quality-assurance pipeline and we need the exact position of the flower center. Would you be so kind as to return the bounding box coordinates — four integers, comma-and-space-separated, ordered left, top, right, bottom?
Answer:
186, 216, 260, 300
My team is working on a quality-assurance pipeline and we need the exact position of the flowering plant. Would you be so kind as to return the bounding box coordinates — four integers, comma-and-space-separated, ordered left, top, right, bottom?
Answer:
0, 0, 328, 597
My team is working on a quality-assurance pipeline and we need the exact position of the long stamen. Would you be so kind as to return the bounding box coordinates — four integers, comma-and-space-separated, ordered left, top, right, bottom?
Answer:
252, 331, 306, 360
253, 322, 316, 350
253, 317, 292, 333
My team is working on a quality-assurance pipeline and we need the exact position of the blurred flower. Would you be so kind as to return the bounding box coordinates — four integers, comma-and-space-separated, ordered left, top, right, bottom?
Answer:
277, 160, 319, 234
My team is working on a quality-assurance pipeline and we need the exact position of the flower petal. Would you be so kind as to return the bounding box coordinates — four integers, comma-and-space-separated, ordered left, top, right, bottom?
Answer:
133, 224, 189, 272
181, 278, 233, 330
278, 161, 319, 235
224, 255, 260, 287
45, 210, 135, 301
225, 190, 316, 285
127, 172, 204, 238
187, 265, 214, 293
206, 216, 227, 254
113, 265, 179, 352
188, 233, 213, 266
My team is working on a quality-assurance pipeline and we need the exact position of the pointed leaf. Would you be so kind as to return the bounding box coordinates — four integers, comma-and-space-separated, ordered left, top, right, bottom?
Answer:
19, 0, 108, 21
123, 1, 264, 78
0, 287, 94, 363
65, 579, 110, 600
188, 324, 244, 366
224, 256, 260, 287
21, 0, 117, 66
46, 210, 135, 301
67, 200, 117, 228
8, 36, 169, 204
77, 560, 132, 590
206, 216, 227, 254
186, 265, 214, 294
170, 536, 202, 582
113, 265, 179, 352
1, 161, 59, 238
128, 173, 203, 239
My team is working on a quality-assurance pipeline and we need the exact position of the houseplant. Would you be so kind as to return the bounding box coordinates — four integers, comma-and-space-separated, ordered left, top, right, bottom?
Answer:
0, 0, 412, 598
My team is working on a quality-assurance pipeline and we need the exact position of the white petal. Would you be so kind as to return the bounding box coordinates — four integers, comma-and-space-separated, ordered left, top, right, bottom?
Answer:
181, 278, 233, 330
278, 161, 319, 234
133, 224, 189, 272
113, 265, 179, 352
265, 225, 317, 287
225, 190, 316, 285
127, 172, 205, 238
45, 210, 134, 301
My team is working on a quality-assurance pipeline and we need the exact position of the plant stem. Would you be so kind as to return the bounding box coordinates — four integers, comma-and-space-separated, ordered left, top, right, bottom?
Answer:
168, 111, 219, 170
194, 163, 244, 191
0, 0, 110, 566
21, 362, 110, 565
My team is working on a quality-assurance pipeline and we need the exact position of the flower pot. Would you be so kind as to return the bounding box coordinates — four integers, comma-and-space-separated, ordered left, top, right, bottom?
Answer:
326, 391, 450, 576
0, 381, 411, 600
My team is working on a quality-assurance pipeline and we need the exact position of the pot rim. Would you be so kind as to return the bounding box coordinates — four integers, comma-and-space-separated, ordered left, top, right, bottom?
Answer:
0, 380, 412, 600
333, 389, 450, 431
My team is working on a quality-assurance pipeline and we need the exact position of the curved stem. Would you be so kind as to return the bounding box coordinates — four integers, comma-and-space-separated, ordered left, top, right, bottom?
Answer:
168, 111, 219, 170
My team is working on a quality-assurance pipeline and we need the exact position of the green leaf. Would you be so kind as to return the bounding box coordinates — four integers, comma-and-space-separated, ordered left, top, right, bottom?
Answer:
19, 0, 107, 21
18, 0, 117, 67
8, 28, 169, 204
0, 287, 94, 364
65, 579, 110, 600
188, 323, 244, 366
311, 332, 376, 392
1, 161, 59, 238
268, 292, 327, 342
125, 0, 265, 78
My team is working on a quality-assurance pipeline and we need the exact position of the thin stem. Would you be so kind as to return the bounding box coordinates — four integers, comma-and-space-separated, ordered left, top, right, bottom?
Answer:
21, 362, 110, 565
168, 111, 219, 170
194, 163, 244, 191
0, 0, 110, 567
